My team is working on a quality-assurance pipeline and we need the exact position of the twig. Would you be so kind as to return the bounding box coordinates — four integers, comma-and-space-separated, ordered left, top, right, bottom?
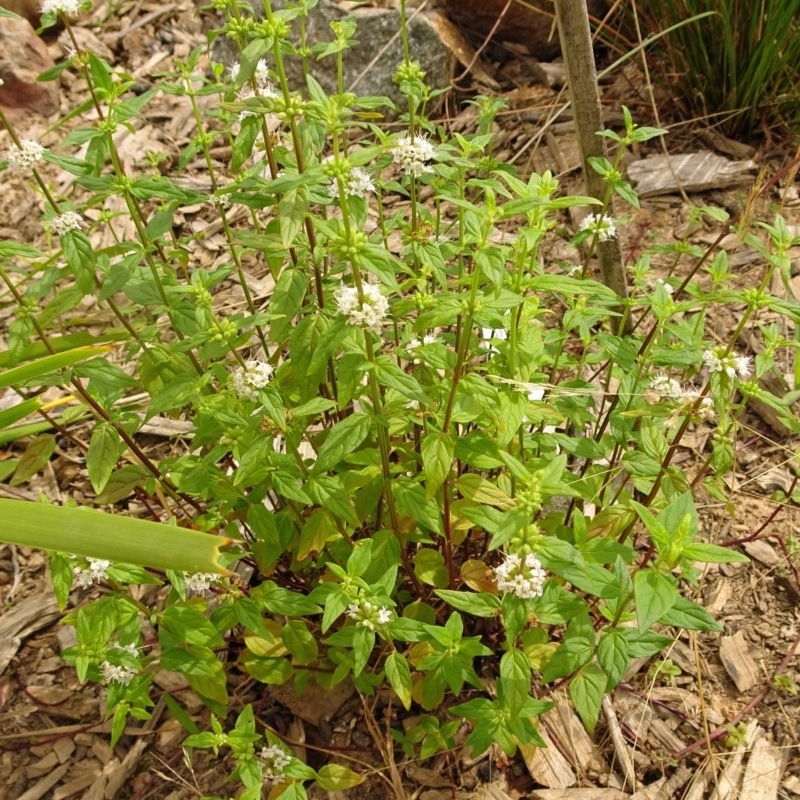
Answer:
602, 693, 638, 790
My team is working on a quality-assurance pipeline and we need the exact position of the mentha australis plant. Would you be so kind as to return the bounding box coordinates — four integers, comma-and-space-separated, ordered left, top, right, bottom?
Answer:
1, 0, 797, 797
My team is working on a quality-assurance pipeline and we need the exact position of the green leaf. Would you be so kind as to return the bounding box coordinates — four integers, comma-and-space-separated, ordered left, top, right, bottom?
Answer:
385, 651, 412, 710
373, 360, 429, 403
231, 115, 260, 173
62, 231, 96, 295
597, 627, 629, 690
255, 584, 322, 616
270, 269, 308, 343
569, 663, 607, 731
49, 552, 74, 611
682, 542, 749, 564
633, 568, 677, 632
282, 620, 318, 665
658, 595, 723, 632
312, 412, 371, 474
86, 423, 121, 494
316, 764, 364, 791
0, 344, 113, 388
421, 431, 453, 500
435, 590, 501, 618
499, 648, 531, 711
10, 434, 56, 485
279, 188, 310, 248
352, 625, 375, 676
414, 548, 449, 588
0, 499, 231, 574
541, 638, 593, 683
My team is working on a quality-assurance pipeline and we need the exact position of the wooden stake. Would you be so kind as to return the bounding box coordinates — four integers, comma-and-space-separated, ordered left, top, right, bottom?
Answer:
553, 0, 631, 334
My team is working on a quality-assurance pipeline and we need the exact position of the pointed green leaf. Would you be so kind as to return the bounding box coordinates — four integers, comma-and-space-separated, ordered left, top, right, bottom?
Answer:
633, 568, 677, 632
0, 499, 232, 575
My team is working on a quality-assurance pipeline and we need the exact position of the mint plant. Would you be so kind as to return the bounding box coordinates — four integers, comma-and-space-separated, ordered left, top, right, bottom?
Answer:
1, 0, 796, 798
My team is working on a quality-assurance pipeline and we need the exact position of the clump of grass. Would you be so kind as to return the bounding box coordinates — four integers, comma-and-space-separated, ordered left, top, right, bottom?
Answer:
636, 0, 800, 139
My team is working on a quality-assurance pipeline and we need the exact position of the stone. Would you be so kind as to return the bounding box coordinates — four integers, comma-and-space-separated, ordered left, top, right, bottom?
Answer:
0, 0, 42, 28
441, 0, 610, 61
213, 0, 455, 111
0, 15, 59, 116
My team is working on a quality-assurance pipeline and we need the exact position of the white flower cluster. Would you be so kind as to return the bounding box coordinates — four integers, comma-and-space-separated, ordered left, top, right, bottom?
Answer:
334, 283, 389, 333
232, 359, 274, 401
101, 661, 137, 686
74, 558, 111, 589
346, 600, 393, 630
183, 572, 217, 596
48, 211, 83, 236
407, 333, 438, 364
260, 744, 292, 782
40, 0, 80, 16
650, 374, 682, 400
6, 139, 47, 176
579, 213, 617, 242
390, 133, 436, 177
230, 59, 280, 127
702, 349, 752, 380
649, 373, 715, 422
494, 552, 547, 600
329, 166, 376, 200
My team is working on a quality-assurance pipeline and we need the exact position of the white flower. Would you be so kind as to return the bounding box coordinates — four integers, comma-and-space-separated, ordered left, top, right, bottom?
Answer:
40, 0, 80, 16
376, 606, 393, 625
113, 642, 139, 656
260, 744, 292, 782
48, 211, 83, 235
329, 166, 376, 200
734, 355, 752, 378
650, 373, 682, 400
74, 558, 111, 589
207, 193, 231, 209
236, 78, 279, 127
6, 139, 47, 175
101, 661, 137, 686
346, 600, 392, 628
183, 572, 216, 595
407, 334, 437, 363
494, 552, 547, 599
255, 59, 270, 86
232, 359, 274, 401
579, 213, 617, 242
654, 278, 674, 295
334, 283, 389, 333
390, 133, 436, 177
703, 348, 751, 380
408, 334, 437, 349
679, 388, 716, 422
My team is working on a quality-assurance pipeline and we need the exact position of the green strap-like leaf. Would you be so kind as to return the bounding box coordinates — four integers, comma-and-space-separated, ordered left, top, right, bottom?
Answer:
0, 499, 232, 575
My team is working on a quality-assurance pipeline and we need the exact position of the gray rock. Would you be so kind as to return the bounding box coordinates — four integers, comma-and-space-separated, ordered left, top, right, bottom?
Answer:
0, 15, 59, 116
212, 0, 454, 111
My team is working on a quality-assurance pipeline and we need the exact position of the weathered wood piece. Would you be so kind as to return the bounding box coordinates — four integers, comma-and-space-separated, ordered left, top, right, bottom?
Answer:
627, 152, 757, 197
709, 720, 760, 800
719, 630, 761, 692
0, 592, 60, 674
740, 728, 789, 800
520, 728, 576, 789
529, 790, 628, 800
